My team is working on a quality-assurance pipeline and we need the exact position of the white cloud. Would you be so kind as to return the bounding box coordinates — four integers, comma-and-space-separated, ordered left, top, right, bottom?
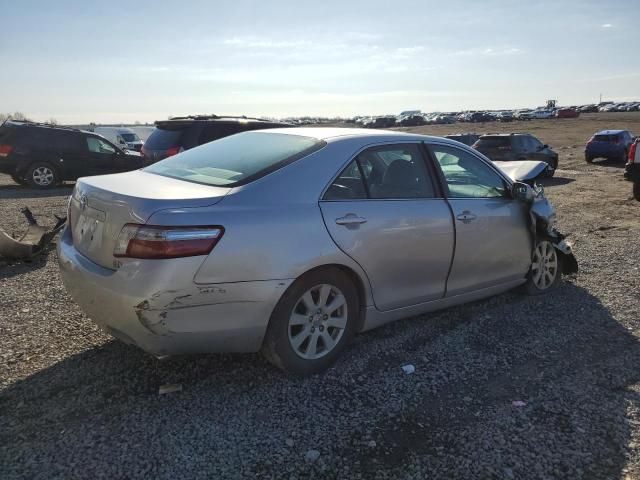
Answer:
601, 23, 613, 28
455, 47, 522, 56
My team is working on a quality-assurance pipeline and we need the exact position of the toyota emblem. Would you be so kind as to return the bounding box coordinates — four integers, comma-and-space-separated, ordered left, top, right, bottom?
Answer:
79, 194, 88, 211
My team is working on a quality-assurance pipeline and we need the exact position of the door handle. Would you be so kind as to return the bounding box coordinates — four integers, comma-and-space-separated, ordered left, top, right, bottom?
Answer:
456, 210, 477, 223
335, 214, 367, 226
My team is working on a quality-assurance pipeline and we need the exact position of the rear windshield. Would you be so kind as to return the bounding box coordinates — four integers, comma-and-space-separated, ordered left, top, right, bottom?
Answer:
475, 136, 511, 148
593, 134, 618, 142
144, 127, 183, 149
143, 131, 325, 187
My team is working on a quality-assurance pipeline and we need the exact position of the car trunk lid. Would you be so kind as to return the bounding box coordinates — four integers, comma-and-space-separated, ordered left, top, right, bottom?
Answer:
70, 170, 229, 269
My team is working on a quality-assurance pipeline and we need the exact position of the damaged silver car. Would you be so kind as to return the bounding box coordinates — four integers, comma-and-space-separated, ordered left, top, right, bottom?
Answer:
57, 128, 576, 374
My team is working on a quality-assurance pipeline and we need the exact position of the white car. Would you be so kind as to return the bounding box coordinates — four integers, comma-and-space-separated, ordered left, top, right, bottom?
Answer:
532, 110, 555, 119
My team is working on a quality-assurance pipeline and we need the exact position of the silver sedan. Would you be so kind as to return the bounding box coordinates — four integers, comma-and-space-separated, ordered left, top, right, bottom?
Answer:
58, 128, 575, 374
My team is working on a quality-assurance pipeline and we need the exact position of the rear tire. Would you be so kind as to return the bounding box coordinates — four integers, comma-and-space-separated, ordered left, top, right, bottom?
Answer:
521, 239, 562, 296
25, 163, 59, 189
633, 181, 640, 201
261, 267, 359, 375
585, 154, 593, 163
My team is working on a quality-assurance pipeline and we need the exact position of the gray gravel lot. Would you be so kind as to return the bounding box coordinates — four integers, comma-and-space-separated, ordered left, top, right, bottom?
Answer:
1, 116, 640, 479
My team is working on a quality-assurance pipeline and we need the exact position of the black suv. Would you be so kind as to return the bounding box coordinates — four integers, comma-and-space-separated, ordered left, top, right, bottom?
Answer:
142, 115, 293, 164
473, 133, 559, 176
0, 121, 144, 188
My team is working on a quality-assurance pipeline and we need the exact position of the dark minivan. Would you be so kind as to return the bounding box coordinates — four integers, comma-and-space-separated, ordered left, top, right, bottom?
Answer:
0, 121, 144, 188
141, 115, 293, 165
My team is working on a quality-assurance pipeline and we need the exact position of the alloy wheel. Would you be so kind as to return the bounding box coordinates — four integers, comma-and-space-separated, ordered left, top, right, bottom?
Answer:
531, 241, 558, 290
32, 166, 54, 186
288, 283, 348, 360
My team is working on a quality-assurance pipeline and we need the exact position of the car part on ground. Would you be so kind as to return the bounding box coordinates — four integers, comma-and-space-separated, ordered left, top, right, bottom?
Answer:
0, 207, 66, 259
57, 128, 576, 374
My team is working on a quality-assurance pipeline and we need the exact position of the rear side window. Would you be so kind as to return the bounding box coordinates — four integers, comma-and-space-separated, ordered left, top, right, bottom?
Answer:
593, 135, 617, 142
145, 127, 184, 149
475, 136, 511, 148
324, 144, 436, 200
144, 131, 325, 187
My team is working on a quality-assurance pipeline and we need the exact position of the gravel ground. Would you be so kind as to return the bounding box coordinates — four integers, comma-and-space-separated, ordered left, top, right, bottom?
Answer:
1, 113, 640, 479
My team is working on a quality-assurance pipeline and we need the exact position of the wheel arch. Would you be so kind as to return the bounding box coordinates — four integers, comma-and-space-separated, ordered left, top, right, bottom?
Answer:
274, 263, 371, 334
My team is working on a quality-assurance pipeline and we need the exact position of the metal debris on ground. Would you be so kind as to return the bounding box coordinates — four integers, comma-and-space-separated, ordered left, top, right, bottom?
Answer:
158, 383, 183, 395
0, 207, 66, 259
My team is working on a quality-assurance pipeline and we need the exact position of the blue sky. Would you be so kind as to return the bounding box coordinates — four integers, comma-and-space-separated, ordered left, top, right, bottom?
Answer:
1, 0, 638, 123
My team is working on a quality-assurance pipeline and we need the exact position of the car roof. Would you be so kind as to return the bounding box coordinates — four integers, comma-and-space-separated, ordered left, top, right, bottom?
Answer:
258, 127, 459, 144
596, 129, 626, 135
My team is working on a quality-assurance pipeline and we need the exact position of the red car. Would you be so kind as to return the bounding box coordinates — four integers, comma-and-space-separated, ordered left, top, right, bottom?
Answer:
556, 108, 580, 118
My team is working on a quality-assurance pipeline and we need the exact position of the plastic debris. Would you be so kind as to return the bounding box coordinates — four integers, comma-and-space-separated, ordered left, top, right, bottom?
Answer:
158, 383, 182, 395
401, 364, 416, 375
512, 400, 527, 407
0, 207, 65, 259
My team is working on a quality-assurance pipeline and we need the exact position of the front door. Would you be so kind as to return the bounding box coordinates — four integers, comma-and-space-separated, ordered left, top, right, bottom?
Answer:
427, 143, 532, 297
320, 143, 454, 311
83, 135, 119, 176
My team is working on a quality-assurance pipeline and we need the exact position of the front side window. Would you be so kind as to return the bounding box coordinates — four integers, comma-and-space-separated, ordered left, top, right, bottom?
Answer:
144, 131, 324, 187
323, 144, 436, 200
87, 137, 116, 154
429, 144, 508, 198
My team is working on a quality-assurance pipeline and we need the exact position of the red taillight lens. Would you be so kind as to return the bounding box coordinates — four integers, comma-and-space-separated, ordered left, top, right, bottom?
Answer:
114, 224, 224, 259
0, 144, 13, 157
165, 147, 180, 157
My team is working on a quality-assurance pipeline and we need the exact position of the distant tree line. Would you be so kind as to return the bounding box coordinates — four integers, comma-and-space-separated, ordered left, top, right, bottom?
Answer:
0, 112, 58, 125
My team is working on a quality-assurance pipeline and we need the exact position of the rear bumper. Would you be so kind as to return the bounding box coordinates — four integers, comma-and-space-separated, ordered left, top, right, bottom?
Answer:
585, 146, 624, 158
57, 227, 292, 356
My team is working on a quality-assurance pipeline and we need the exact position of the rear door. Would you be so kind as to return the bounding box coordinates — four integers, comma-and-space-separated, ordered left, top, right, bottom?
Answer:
427, 143, 532, 296
320, 143, 454, 311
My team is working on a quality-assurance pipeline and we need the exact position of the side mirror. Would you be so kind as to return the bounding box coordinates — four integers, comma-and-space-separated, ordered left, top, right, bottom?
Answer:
511, 182, 535, 203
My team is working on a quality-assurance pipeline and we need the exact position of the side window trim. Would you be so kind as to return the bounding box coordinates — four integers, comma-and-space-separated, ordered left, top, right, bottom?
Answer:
318, 139, 446, 202
321, 141, 442, 201
355, 158, 371, 198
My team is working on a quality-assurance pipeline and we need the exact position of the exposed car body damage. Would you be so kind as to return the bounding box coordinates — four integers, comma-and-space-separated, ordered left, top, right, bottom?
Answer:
0, 207, 66, 259
495, 160, 549, 184
528, 186, 578, 274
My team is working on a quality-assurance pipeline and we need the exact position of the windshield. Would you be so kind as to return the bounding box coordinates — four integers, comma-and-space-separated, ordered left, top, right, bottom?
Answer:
143, 131, 324, 187
120, 133, 140, 142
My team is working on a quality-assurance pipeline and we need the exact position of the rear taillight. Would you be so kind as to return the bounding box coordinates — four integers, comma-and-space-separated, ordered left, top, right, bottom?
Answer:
0, 144, 13, 157
166, 147, 180, 157
113, 224, 224, 259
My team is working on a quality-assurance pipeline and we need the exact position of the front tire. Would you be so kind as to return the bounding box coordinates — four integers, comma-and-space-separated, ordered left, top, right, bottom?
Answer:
585, 154, 593, 163
633, 181, 640, 201
262, 267, 359, 375
522, 239, 562, 295
26, 163, 59, 189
